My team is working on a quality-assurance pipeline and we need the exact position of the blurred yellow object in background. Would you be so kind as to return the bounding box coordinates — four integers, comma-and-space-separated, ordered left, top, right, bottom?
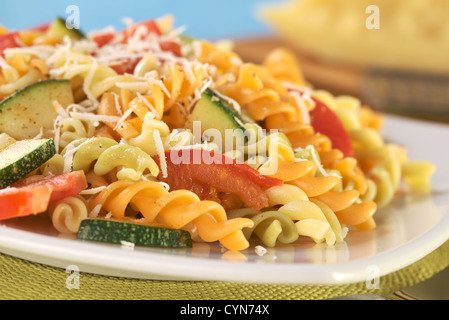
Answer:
260, 0, 449, 74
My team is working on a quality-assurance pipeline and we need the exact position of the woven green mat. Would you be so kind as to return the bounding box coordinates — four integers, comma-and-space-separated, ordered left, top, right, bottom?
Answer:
1, 240, 448, 300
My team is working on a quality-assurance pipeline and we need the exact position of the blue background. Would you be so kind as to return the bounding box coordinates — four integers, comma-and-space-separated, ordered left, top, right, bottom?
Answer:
1, 0, 281, 40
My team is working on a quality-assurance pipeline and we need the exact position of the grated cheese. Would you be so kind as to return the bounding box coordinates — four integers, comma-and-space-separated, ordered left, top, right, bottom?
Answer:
111, 92, 124, 116
114, 107, 136, 131
89, 205, 102, 218
62, 144, 75, 173
289, 91, 310, 125
306, 145, 330, 177
32, 127, 45, 140
115, 81, 150, 92
80, 186, 107, 195
69, 111, 121, 124
146, 76, 171, 98
120, 241, 135, 250
83, 61, 99, 104
255, 245, 267, 256
136, 92, 160, 117
153, 130, 168, 178
212, 89, 241, 114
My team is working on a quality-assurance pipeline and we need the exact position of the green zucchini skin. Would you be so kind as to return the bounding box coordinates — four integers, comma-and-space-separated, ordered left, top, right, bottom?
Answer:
0, 139, 56, 189
47, 17, 85, 41
186, 88, 246, 151
0, 79, 74, 140
77, 219, 193, 248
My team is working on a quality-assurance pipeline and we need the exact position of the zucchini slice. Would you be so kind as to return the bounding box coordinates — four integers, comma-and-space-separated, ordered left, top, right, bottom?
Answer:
0, 133, 16, 152
0, 79, 74, 140
46, 17, 85, 41
185, 88, 246, 152
77, 219, 193, 248
0, 138, 56, 189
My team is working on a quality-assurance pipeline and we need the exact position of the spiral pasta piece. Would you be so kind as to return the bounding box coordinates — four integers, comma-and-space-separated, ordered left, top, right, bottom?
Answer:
90, 180, 254, 251
265, 184, 346, 245
245, 211, 299, 248
199, 49, 378, 230
251, 122, 377, 231
128, 112, 171, 156
65, 137, 159, 181
58, 117, 97, 149
314, 90, 435, 207
0, 16, 435, 252
0, 53, 48, 99
48, 196, 89, 234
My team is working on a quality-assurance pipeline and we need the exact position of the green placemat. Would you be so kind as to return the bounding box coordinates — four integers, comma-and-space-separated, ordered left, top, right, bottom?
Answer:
1, 240, 448, 300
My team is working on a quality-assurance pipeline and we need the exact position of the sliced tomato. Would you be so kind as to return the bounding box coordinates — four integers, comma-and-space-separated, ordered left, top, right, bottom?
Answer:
0, 186, 51, 221
0, 32, 20, 55
29, 22, 51, 33
156, 150, 283, 211
0, 22, 51, 55
310, 97, 355, 158
92, 32, 115, 48
92, 19, 162, 48
91, 19, 181, 57
0, 171, 88, 221
160, 40, 182, 57
109, 58, 141, 75
123, 19, 162, 40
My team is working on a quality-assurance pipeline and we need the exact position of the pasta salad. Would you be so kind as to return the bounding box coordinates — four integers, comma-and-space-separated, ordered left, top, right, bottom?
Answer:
0, 16, 435, 251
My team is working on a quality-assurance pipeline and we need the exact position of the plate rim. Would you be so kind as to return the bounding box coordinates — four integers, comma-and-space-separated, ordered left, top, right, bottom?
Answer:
1, 209, 449, 285
1, 114, 449, 285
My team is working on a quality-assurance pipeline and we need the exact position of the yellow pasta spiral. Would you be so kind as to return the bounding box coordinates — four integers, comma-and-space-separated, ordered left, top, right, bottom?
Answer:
0, 53, 48, 99
258, 121, 377, 231
203, 52, 377, 231
264, 184, 346, 246
90, 180, 255, 251
314, 90, 435, 208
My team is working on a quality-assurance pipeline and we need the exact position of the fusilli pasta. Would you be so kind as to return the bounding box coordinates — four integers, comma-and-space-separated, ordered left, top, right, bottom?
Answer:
90, 180, 254, 251
0, 16, 435, 252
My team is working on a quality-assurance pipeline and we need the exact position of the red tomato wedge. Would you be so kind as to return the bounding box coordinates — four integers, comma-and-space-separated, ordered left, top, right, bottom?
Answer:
0, 171, 88, 221
156, 149, 283, 211
29, 22, 51, 33
0, 32, 20, 55
310, 97, 355, 158
121, 19, 162, 40
92, 19, 180, 54
91, 19, 182, 74
91, 33, 115, 48
0, 22, 50, 55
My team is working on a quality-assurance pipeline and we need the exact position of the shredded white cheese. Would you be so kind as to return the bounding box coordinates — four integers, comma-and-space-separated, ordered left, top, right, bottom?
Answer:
69, 111, 121, 124
306, 145, 330, 177
120, 241, 135, 250
114, 107, 136, 131
255, 245, 267, 257
136, 92, 160, 117
89, 204, 102, 218
80, 186, 107, 195
153, 130, 168, 178
212, 89, 242, 114
290, 91, 310, 125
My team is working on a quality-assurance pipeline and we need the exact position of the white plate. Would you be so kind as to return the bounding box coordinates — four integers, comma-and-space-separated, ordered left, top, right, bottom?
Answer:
1, 114, 449, 285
